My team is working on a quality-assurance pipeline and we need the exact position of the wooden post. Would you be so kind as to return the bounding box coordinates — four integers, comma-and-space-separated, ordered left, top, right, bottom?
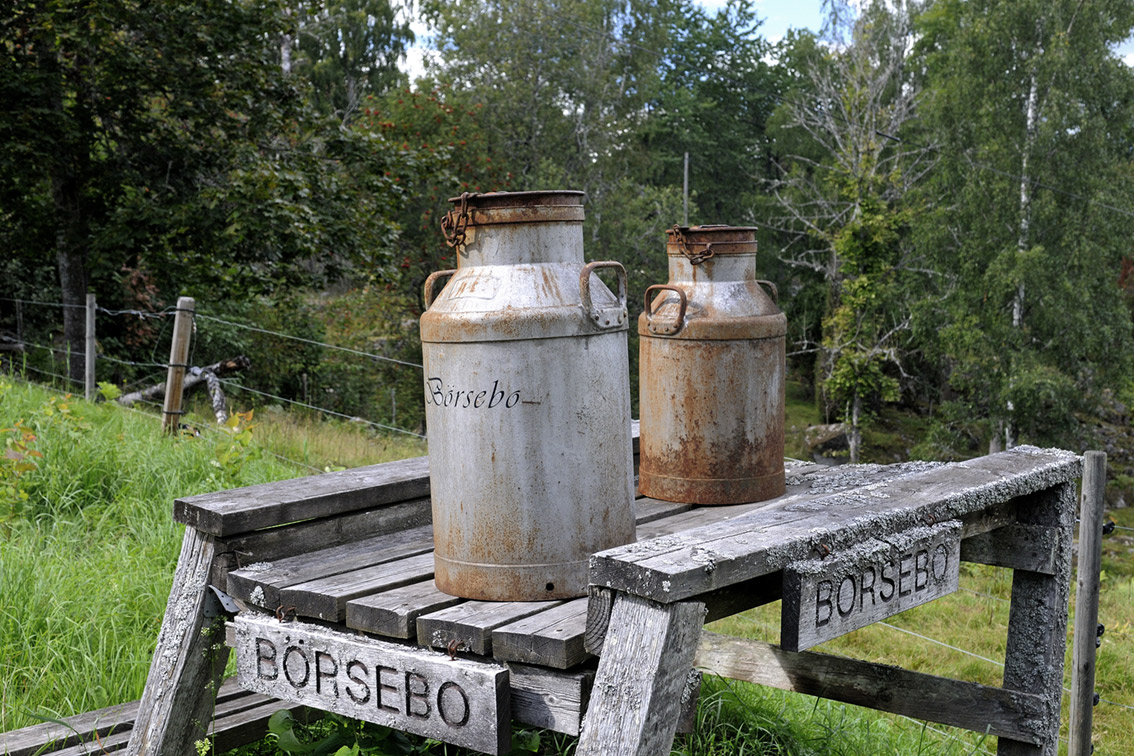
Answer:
84, 293, 96, 401
998, 482, 1076, 756
124, 527, 230, 756
162, 297, 195, 433
576, 594, 705, 756
1070, 451, 1106, 756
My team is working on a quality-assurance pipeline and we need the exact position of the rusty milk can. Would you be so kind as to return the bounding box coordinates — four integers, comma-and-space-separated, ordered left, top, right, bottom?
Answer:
637, 224, 786, 505
420, 190, 637, 601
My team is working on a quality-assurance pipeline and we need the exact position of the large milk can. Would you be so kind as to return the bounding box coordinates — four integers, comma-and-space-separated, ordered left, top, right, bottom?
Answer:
638, 225, 786, 505
420, 190, 637, 601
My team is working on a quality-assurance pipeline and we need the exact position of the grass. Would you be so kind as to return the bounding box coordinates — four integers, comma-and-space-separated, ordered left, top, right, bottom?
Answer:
4, 374, 1132, 755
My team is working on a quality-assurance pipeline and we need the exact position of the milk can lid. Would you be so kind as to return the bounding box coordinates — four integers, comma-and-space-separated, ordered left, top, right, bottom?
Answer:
445, 190, 586, 225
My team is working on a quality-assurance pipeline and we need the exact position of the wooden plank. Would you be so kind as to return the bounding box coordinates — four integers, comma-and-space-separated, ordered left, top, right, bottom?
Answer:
211, 498, 431, 586
491, 599, 590, 669
175, 455, 432, 537
999, 483, 1076, 756
347, 580, 464, 639
417, 600, 563, 656
781, 522, 962, 652
0, 679, 256, 756
961, 524, 1060, 575
590, 449, 1080, 604
50, 685, 275, 756
234, 614, 511, 755
124, 529, 231, 756
694, 632, 1048, 745
575, 594, 706, 756
1069, 452, 1106, 756
227, 525, 434, 610
279, 552, 436, 622
508, 663, 594, 737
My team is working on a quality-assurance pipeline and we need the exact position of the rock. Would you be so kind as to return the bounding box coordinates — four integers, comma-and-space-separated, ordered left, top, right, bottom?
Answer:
805, 423, 849, 464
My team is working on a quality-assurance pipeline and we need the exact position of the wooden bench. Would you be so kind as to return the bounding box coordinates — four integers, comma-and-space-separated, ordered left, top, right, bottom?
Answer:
0, 679, 314, 756
120, 436, 1084, 756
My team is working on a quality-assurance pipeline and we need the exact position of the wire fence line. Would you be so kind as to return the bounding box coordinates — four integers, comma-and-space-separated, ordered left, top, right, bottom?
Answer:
2, 294, 428, 440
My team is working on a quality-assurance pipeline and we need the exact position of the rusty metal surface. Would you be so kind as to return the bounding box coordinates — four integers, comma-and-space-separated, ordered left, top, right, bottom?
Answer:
421, 190, 636, 600
638, 225, 786, 506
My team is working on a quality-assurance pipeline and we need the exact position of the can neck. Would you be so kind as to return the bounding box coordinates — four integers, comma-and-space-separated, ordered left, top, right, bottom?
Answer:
666, 252, 756, 283
458, 221, 585, 267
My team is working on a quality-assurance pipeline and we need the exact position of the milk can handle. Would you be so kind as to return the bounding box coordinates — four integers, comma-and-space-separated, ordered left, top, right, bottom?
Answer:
423, 269, 456, 310
580, 261, 628, 328
755, 279, 779, 303
644, 285, 688, 336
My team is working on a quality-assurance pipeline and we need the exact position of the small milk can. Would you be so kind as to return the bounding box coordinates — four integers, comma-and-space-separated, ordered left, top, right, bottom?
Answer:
637, 225, 786, 505
420, 190, 636, 601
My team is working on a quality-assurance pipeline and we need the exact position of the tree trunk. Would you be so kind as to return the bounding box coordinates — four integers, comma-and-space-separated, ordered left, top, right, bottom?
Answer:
848, 393, 862, 465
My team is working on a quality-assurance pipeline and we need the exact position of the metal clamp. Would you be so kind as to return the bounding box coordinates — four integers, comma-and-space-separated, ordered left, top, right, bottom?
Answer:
644, 285, 688, 336
423, 269, 457, 309
440, 191, 479, 251
580, 261, 628, 329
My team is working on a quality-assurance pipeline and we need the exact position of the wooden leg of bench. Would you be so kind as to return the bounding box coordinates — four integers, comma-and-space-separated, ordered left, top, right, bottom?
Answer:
125, 527, 230, 756
998, 482, 1075, 756
576, 593, 705, 756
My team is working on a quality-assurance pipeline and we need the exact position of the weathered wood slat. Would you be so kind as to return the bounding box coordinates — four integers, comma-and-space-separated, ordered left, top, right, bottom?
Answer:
960, 523, 1060, 575
632, 497, 692, 524
999, 483, 1076, 756
590, 449, 1080, 604
694, 632, 1048, 744
212, 498, 432, 586
175, 456, 432, 536
227, 525, 434, 609
347, 579, 464, 639
491, 599, 590, 669
279, 552, 435, 622
417, 600, 563, 656
507, 663, 594, 737
124, 529, 231, 756
575, 594, 706, 756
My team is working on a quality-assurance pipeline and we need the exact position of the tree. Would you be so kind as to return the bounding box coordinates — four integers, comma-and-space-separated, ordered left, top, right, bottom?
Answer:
763, 0, 936, 462
287, 0, 413, 121
0, 0, 426, 384
915, 0, 1134, 450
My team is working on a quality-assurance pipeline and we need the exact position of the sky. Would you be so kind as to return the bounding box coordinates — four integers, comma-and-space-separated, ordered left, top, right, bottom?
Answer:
400, 0, 1134, 78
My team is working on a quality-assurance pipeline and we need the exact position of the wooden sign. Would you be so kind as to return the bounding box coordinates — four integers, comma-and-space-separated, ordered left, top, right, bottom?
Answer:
781, 522, 961, 652
234, 613, 511, 754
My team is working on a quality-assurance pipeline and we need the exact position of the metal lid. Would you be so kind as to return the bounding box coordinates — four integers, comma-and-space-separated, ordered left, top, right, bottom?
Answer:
665, 224, 758, 264
445, 190, 586, 228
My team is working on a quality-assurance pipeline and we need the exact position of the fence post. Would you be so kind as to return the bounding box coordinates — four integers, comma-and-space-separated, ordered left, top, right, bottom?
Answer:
162, 296, 195, 433
1070, 450, 1106, 756
85, 293, 96, 401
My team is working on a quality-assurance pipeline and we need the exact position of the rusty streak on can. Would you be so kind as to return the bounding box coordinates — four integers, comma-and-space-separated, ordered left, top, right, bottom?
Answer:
637, 225, 787, 506
421, 191, 637, 601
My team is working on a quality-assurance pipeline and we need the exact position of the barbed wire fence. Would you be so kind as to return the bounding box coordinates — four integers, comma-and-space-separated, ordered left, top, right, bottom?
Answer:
0, 294, 427, 474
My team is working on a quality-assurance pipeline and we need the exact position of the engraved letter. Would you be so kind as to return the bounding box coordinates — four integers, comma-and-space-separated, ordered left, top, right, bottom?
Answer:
255, 638, 278, 681
815, 580, 833, 627
898, 553, 913, 597
473, 391, 487, 408
315, 651, 338, 697
283, 645, 311, 688
346, 660, 371, 705
914, 548, 930, 590
879, 559, 896, 601
437, 681, 471, 727
932, 543, 950, 582
836, 574, 856, 617
859, 565, 876, 610
375, 665, 399, 713
405, 671, 432, 719
505, 391, 520, 408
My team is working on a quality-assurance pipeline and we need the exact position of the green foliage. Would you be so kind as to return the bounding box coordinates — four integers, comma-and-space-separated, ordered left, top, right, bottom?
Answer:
207, 410, 263, 489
